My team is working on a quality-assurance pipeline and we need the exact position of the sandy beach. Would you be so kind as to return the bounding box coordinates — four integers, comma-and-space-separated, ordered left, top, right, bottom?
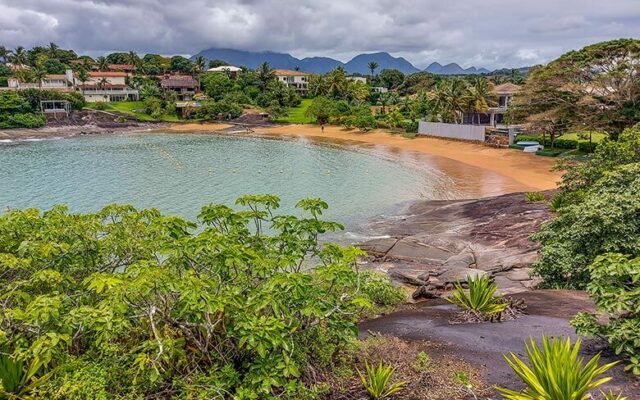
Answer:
164, 123, 562, 197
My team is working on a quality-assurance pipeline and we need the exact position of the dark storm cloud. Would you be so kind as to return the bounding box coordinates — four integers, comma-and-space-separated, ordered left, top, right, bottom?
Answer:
1, 0, 638, 68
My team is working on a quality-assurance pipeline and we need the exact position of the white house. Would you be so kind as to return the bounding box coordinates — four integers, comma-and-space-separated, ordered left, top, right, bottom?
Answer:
272, 69, 309, 96
207, 65, 242, 77
7, 69, 74, 91
347, 76, 367, 84
77, 71, 139, 102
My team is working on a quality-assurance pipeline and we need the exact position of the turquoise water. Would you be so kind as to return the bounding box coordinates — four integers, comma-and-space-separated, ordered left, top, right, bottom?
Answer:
0, 133, 454, 231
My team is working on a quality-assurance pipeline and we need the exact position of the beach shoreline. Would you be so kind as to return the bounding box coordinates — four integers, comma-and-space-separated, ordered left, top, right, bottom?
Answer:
163, 122, 562, 196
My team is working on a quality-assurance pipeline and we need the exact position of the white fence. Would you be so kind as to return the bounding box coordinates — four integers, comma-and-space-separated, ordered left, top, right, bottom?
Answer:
418, 121, 486, 142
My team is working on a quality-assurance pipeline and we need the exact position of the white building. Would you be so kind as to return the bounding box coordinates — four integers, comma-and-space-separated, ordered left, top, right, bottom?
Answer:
372, 86, 388, 93
77, 71, 139, 102
347, 76, 367, 84
273, 69, 309, 96
6, 69, 74, 91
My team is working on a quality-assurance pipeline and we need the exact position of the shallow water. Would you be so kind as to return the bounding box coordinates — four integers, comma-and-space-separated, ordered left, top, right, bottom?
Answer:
0, 133, 458, 231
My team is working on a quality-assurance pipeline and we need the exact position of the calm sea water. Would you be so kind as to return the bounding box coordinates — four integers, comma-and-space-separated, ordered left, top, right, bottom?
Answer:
0, 133, 456, 233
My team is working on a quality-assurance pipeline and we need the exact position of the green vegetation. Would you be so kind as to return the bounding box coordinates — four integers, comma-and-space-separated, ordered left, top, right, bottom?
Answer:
357, 361, 407, 399
277, 98, 314, 123
498, 336, 617, 400
572, 254, 640, 375
85, 101, 181, 122
0, 89, 84, 129
509, 38, 640, 140
533, 124, 640, 373
0, 195, 406, 399
447, 275, 507, 316
525, 192, 546, 202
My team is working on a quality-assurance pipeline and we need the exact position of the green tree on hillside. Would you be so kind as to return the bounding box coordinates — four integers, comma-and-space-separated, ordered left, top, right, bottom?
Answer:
256, 62, 275, 90
368, 61, 379, 80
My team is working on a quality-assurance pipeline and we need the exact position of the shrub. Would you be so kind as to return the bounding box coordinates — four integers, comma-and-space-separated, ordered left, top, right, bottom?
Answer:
535, 148, 564, 157
577, 141, 597, 153
360, 271, 405, 307
447, 275, 507, 315
498, 336, 617, 400
0, 196, 378, 398
92, 102, 107, 111
525, 192, 545, 202
571, 253, 640, 375
402, 131, 416, 139
357, 361, 407, 399
403, 120, 418, 133
0, 112, 46, 129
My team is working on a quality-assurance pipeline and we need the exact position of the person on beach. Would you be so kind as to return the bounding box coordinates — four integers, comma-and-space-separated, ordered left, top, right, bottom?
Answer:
321, 124, 324, 133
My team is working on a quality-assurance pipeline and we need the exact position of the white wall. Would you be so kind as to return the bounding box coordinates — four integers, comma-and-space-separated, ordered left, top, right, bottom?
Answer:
418, 121, 486, 142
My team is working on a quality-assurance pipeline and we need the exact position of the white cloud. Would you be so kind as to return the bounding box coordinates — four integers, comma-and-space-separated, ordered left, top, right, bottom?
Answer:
0, 0, 638, 69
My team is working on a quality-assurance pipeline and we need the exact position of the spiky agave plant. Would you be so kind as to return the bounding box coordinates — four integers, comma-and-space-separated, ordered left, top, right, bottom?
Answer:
357, 360, 407, 399
498, 336, 618, 400
447, 275, 507, 315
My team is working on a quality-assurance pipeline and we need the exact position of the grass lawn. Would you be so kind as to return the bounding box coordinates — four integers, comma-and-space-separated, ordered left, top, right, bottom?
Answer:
85, 101, 182, 122
560, 131, 608, 143
276, 99, 314, 124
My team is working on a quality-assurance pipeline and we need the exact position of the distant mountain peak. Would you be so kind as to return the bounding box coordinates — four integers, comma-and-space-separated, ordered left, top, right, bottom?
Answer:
191, 47, 491, 75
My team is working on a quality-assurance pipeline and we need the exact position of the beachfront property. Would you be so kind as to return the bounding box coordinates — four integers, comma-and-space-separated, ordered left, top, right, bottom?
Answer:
347, 76, 367, 84
207, 65, 242, 78
462, 83, 520, 126
160, 75, 200, 100
77, 71, 139, 102
273, 69, 309, 96
5, 69, 75, 91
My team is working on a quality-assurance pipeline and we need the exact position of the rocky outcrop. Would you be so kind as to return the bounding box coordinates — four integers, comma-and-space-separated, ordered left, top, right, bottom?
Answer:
358, 192, 552, 296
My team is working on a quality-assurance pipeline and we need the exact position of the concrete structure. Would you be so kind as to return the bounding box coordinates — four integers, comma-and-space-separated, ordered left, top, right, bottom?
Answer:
347, 76, 367, 84
160, 75, 199, 100
77, 71, 138, 102
273, 69, 309, 96
40, 100, 71, 119
372, 86, 388, 93
7, 70, 74, 91
463, 83, 520, 127
207, 65, 242, 78
418, 121, 486, 142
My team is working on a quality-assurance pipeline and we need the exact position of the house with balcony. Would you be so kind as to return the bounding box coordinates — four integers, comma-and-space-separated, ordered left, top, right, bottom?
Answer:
273, 69, 309, 96
462, 83, 521, 126
160, 75, 199, 100
6, 70, 75, 91
77, 71, 139, 102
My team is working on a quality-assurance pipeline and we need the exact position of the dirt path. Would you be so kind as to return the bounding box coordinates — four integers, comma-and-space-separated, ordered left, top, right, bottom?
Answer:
359, 290, 640, 398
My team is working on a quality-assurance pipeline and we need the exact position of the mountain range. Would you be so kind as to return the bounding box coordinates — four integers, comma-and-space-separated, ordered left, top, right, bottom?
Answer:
191, 48, 492, 75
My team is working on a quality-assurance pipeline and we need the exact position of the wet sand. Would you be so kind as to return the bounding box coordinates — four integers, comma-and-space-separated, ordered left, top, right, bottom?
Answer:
162, 122, 233, 132
165, 123, 562, 197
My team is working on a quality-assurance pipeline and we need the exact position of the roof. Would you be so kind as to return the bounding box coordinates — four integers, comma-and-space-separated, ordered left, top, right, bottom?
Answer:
88, 71, 128, 77
108, 64, 136, 71
207, 65, 242, 72
44, 74, 68, 80
78, 83, 128, 89
493, 83, 521, 95
272, 69, 308, 77
161, 77, 199, 88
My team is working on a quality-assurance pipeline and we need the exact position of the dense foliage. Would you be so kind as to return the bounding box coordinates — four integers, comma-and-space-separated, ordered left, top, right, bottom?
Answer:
509, 39, 640, 139
0, 195, 403, 399
499, 336, 617, 400
533, 124, 640, 373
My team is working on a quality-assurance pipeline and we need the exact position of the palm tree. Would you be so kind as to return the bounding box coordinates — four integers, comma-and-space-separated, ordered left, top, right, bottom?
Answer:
0, 46, 9, 63
76, 68, 89, 86
97, 77, 109, 90
126, 50, 139, 65
32, 64, 47, 88
193, 56, 206, 73
48, 42, 59, 59
10, 46, 28, 65
256, 62, 275, 91
368, 61, 379, 81
466, 76, 496, 124
96, 56, 108, 72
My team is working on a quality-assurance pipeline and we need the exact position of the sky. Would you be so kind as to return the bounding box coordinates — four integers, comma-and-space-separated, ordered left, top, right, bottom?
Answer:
1, 0, 638, 69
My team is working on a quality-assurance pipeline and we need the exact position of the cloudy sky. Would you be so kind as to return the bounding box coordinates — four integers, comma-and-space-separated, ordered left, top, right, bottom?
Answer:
1, 0, 638, 69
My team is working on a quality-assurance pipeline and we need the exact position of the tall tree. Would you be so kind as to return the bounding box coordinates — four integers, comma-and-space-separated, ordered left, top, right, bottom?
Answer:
466, 76, 496, 124
193, 56, 206, 73
96, 56, 109, 72
367, 61, 379, 81
10, 46, 28, 65
48, 42, 59, 59
509, 39, 640, 139
0, 45, 9, 63
32, 63, 48, 88
256, 62, 275, 91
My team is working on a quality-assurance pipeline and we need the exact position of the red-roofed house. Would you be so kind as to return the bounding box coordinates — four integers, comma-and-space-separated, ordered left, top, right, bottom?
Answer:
273, 69, 309, 96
